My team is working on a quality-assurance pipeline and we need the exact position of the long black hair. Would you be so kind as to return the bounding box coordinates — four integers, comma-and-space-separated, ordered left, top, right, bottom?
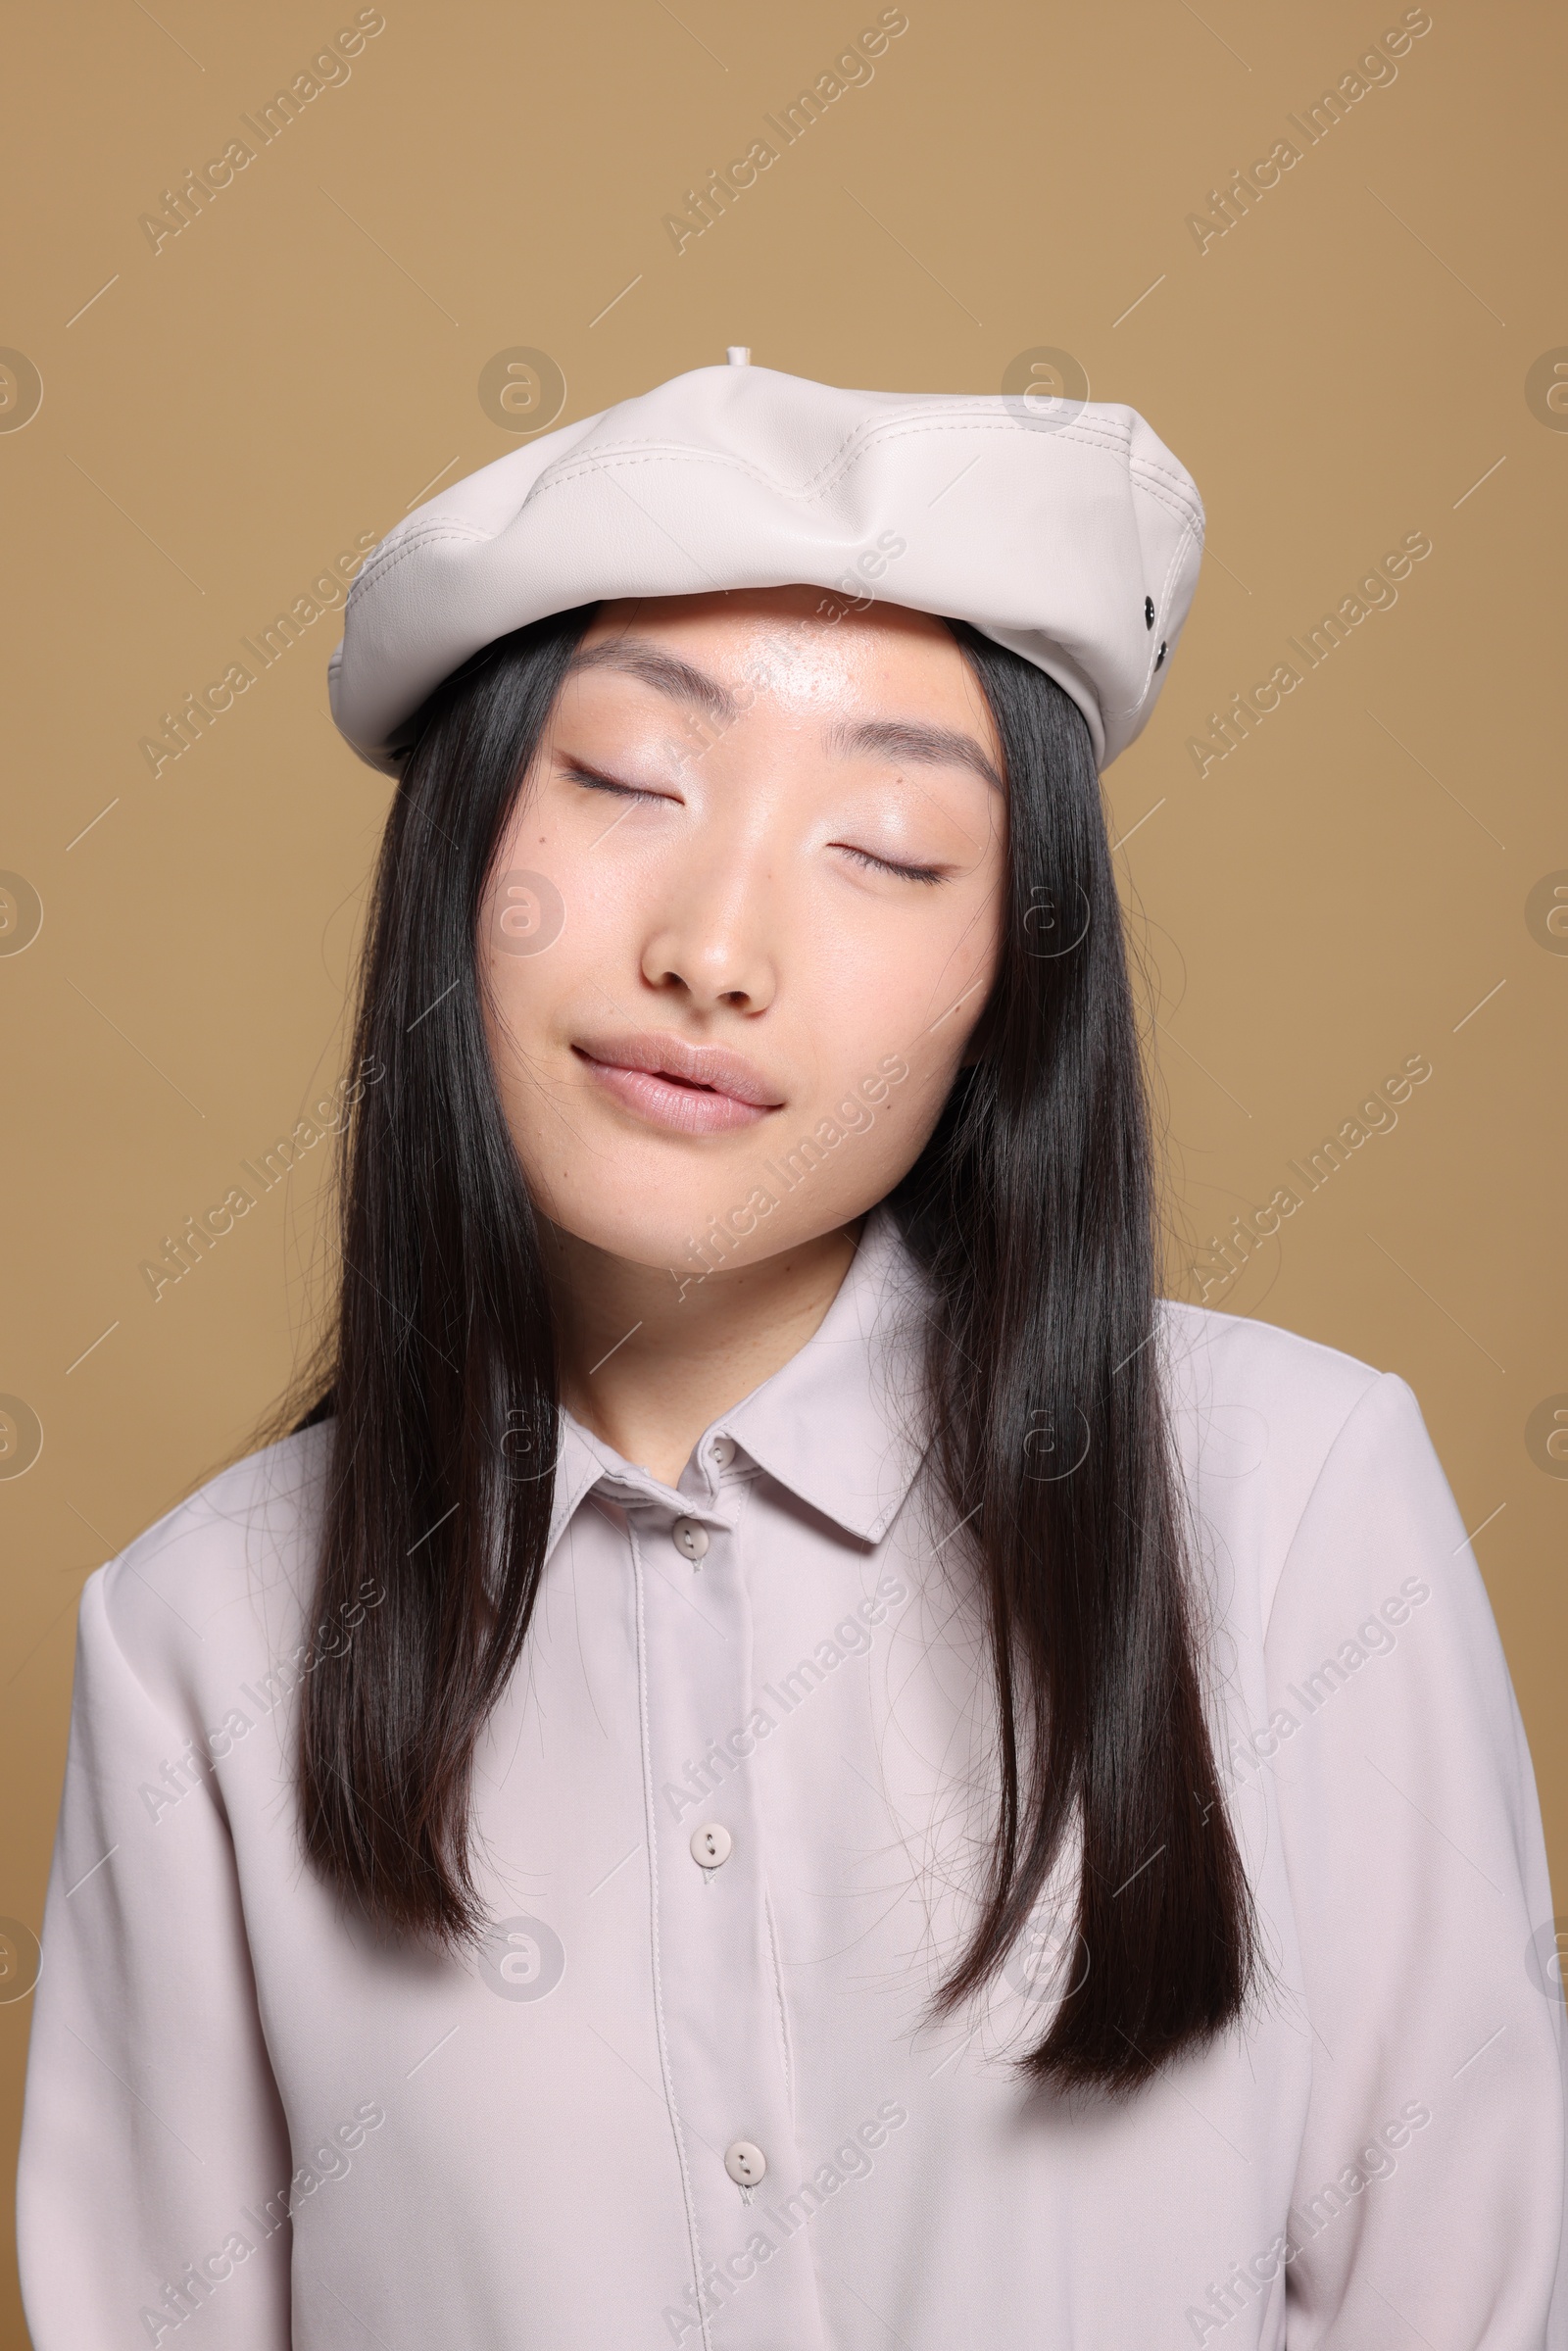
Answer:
289, 603, 1260, 2097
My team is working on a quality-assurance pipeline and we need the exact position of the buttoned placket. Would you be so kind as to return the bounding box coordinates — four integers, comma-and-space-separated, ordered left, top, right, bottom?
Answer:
593, 1431, 828, 2351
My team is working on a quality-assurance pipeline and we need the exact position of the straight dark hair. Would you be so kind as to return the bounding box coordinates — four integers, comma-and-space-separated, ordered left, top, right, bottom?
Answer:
290, 603, 1260, 2097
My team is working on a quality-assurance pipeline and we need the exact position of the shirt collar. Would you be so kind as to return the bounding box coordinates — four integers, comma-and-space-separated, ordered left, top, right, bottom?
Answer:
544, 1206, 930, 1555
543, 1416, 618, 1560
725, 1205, 930, 1542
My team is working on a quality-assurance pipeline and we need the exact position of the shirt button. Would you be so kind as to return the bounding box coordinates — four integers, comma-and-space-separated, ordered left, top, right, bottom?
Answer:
690, 1822, 732, 1869
710, 1436, 736, 1469
724, 2140, 766, 2187
671, 1518, 709, 1563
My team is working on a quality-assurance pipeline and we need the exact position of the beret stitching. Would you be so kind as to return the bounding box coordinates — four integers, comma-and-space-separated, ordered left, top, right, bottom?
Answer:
347, 421, 1200, 625
1126, 465, 1206, 532
345, 486, 1200, 730
346, 421, 1150, 618
1128, 450, 1207, 507
820, 418, 1194, 524
344, 479, 1198, 732
520, 415, 1155, 528
349, 523, 492, 606
539, 403, 1140, 509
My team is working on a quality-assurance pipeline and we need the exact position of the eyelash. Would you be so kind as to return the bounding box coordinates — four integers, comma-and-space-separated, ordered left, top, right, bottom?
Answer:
566, 763, 946, 884
836, 846, 949, 887
564, 761, 677, 805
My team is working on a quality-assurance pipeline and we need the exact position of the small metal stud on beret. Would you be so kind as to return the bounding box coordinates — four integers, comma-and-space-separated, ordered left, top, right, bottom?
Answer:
1154, 641, 1167, 669
1144, 595, 1155, 629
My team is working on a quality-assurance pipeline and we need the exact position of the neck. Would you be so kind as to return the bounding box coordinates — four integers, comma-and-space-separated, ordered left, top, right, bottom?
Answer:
542, 1217, 864, 1488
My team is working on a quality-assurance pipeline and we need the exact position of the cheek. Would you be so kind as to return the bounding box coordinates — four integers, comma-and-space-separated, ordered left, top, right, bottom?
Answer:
803, 888, 994, 1053
482, 777, 642, 1012
872, 881, 1002, 1056
794, 889, 1001, 1150
476, 864, 597, 1129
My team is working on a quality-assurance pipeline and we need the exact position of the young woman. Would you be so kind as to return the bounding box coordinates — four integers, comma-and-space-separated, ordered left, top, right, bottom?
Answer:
19, 359, 1566, 2349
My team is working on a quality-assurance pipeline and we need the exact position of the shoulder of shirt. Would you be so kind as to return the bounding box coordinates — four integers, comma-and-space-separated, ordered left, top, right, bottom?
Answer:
84, 1422, 332, 1705
1154, 1297, 1432, 1556
1156, 1295, 1395, 1415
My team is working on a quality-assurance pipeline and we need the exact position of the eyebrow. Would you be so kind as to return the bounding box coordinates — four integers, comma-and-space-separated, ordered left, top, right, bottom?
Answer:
565, 635, 1004, 790
566, 639, 737, 725
824, 716, 1004, 792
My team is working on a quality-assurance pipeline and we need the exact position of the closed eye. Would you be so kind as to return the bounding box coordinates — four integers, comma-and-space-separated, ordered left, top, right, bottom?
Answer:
835, 844, 950, 886
561, 758, 681, 805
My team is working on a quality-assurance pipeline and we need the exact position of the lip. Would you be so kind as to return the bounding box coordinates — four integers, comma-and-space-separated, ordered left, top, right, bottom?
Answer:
572, 1032, 785, 1136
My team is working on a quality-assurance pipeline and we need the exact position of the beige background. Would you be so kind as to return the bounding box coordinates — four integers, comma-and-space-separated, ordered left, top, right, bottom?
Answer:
2, 0, 1564, 2336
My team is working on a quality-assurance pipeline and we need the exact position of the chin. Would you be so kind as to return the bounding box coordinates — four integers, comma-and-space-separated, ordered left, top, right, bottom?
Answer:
541, 1182, 862, 1290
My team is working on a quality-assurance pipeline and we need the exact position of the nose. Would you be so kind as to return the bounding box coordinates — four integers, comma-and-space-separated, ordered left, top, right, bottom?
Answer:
638, 841, 779, 1015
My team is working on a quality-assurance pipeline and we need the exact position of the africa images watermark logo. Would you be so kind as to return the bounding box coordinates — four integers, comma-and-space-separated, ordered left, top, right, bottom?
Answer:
137, 2097, 387, 2344
661, 9, 910, 257
1525, 350, 1568, 430
489, 871, 566, 956
1184, 2098, 1434, 2340
1184, 530, 1434, 780
477, 1916, 566, 2001
1187, 1053, 1434, 1303
137, 1056, 384, 1302
661, 1572, 909, 1824
0, 1396, 45, 1482
0, 871, 43, 955
1183, 11, 1434, 257
138, 530, 381, 778
136, 12, 387, 256
137, 1579, 386, 1825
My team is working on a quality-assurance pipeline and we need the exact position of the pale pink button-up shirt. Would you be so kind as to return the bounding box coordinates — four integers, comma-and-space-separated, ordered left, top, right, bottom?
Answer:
17, 1209, 1568, 2347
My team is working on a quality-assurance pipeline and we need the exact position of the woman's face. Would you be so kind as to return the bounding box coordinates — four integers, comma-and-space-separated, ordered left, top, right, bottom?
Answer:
479, 585, 1007, 1280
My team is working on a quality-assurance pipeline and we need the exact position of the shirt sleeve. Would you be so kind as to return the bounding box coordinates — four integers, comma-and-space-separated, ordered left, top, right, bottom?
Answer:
1263, 1369, 1567, 2349
16, 1562, 295, 2350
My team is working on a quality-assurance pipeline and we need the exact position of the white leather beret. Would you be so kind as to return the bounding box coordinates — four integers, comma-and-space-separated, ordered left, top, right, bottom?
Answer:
327, 357, 1204, 775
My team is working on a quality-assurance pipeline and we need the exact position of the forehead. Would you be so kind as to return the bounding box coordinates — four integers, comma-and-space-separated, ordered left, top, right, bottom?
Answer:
573, 587, 1001, 747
